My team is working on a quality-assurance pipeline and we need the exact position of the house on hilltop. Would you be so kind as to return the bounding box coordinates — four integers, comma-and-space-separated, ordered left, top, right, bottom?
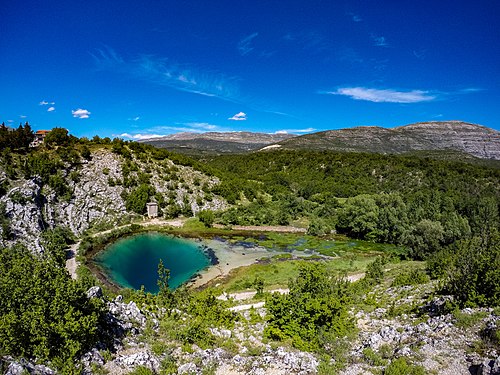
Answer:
30, 130, 50, 147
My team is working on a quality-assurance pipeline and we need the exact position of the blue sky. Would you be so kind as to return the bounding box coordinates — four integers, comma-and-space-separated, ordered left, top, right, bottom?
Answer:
1, 0, 499, 138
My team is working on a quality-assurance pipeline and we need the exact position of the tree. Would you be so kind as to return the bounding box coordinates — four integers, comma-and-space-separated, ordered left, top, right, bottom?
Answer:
403, 219, 444, 259
337, 195, 379, 240
0, 246, 105, 371
157, 259, 174, 307
125, 184, 155, 214
197, 210, 215, 228
44, 127, 70, 147
441, 236, 500, 307
265, 263, 353, 351
80, 145, 91, 160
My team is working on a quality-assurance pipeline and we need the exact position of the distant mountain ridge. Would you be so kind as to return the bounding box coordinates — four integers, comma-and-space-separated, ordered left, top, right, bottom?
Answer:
267, 121, 500, 160
141, 131, 295, 154
141, 121, 500, 160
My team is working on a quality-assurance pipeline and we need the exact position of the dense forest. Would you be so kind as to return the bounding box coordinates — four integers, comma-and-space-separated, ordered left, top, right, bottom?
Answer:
203, 150, 500, 256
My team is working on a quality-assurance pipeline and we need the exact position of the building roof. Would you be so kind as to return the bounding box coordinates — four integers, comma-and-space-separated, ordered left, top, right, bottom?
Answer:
35, 130, 50, 135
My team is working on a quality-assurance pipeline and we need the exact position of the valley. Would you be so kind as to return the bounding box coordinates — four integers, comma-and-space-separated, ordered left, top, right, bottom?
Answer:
0, 125, 499, 374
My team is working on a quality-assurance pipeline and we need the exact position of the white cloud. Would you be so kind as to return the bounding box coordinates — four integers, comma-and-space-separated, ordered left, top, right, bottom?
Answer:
327, 87, 436, 103
185, 122, 219, 131
275, 127, 315, 134
238, 32, 259, 56
39, 100, 55, 105
47, 107, 55, 112
371, 34, 388, 47
228, 112, 247, 121
19, 115, 27, 118
128, 116, 140, 121
120, 133, 166, 140
7, 120, 13, 123
72, 108, 91, 119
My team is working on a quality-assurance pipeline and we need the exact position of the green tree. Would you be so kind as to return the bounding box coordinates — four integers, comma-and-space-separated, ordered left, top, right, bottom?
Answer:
44, 127, 70, 147
265, 263, 353, 351
442, 236, 500, 307
0, 247, 105, 370
337, 195, 379, 240
125, 184, 155, 214
404, 219, 444, 259
197, 210, 215, 228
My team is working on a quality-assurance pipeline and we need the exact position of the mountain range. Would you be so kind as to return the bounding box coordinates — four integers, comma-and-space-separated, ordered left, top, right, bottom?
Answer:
142, 121, 500, 160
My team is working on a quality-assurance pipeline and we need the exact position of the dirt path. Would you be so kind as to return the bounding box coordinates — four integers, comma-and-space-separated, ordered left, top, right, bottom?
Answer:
217, 288, 289, 301
213, 224, 306, 233
222, 275, 365, 312
65, 241, 81, 279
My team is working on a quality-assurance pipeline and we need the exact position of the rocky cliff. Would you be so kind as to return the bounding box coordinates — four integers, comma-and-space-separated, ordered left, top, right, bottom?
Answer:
0, 148, 227, 253
271, 121, 500, 160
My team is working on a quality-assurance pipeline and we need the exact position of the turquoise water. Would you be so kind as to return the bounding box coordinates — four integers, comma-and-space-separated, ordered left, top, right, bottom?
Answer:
95, 233, 210, 292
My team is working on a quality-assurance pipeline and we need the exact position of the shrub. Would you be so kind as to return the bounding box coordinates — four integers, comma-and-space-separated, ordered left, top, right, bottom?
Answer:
264, 263, 353, 352
197, 210, 215, 228
392, 269, 429, 287
384, 358, 425, 375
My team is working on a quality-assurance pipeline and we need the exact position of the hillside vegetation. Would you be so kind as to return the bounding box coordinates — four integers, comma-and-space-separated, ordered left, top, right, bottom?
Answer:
0, 126, 499, 374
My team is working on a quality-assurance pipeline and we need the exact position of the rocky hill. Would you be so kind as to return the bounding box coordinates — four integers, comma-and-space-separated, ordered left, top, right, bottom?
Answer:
264, 121, 500, 160
0, 146, 227, 253
141, 132, 295, 155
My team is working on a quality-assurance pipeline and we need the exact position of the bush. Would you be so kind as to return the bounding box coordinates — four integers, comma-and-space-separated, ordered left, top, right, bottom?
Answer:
391, 269, 429, 287
197, 210, 215, 228
441, 236, 500, 307
264, 263, 353, 352
365, 256, 386, 284
384, 358, 425, 375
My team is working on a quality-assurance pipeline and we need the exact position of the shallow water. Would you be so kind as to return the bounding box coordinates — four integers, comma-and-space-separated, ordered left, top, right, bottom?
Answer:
95, 233, 209, 292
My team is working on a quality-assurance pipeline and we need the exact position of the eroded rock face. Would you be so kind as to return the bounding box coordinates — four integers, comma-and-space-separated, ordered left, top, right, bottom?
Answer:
51, 150, 128, 235
1, 177, 45, 253
0, 149, 228, 253
277, 121, 500, 160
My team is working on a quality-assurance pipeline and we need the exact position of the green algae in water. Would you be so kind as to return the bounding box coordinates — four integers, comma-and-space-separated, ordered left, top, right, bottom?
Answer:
95, 233, 210, 292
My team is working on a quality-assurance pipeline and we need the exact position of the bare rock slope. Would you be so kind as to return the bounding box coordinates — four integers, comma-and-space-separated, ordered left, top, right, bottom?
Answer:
272, 121, 500, 160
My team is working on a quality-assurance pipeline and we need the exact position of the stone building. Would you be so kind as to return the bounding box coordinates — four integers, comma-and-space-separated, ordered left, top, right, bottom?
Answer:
146, 202, 158, 218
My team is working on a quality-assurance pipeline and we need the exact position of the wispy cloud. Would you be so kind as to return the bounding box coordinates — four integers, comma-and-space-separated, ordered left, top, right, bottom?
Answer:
39, 100, 55, 106
413, 49, 426, 60
91, 47, 240, 102
346, 12, 362, 22
120, 133, 167, 140
283, 31, 329, 53
184, 122, 219, 131
72, 108, 91, 119
459, 87, 483, 94
237, 32, 259, 56
19, 115, 27, 119
371, 34, 388, 47
47, 107, 55, 112
228, 112, 247, 121
275, 127, 315, 134
128, 116, 140, 121
325, 87, 436, 103
126, 121, 226, 138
